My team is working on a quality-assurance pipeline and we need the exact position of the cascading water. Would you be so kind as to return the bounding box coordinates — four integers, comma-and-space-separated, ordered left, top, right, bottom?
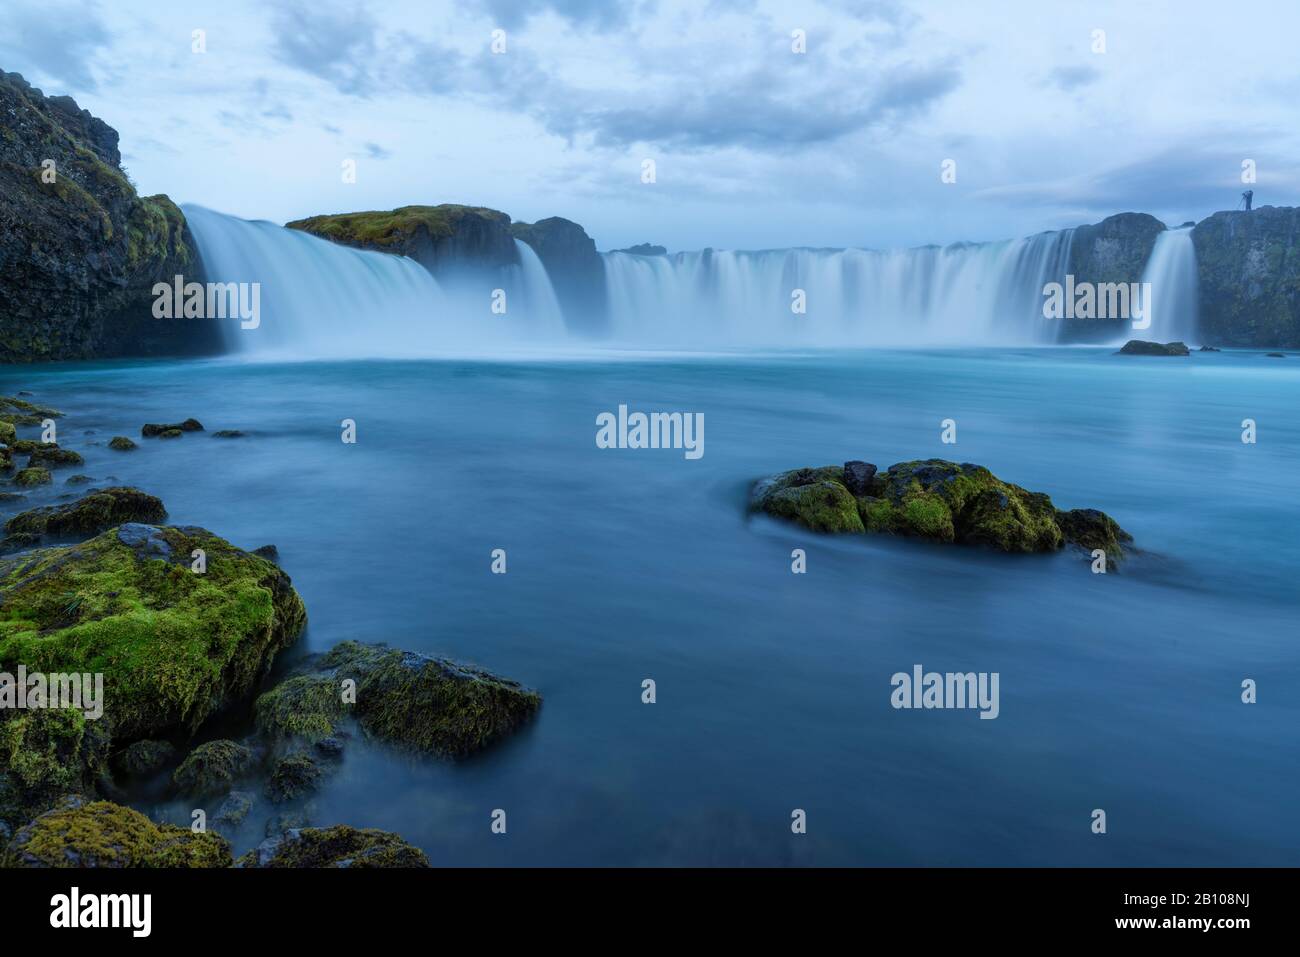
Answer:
1139, 227, 1199, 343
183, 206, 569, 357
601, 229, 1078, 347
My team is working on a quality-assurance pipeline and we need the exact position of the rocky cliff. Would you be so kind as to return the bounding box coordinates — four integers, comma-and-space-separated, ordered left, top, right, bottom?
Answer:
0, 72, 218, 362
1192, 206, 1300, 347
1057, 212, 1167, 343
510, 217, 607, 334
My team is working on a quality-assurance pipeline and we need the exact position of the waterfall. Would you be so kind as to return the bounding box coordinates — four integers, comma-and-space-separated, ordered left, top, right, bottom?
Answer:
184, 206, 568, 357
602, 230, 1076, 347
1139, 227, 1199, 343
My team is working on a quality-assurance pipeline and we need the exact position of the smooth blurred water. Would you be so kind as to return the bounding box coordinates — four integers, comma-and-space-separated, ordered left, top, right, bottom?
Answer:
2, 347, 1296, 865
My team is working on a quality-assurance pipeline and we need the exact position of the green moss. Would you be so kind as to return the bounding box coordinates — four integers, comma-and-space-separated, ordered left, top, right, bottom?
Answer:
254, 674, 347, 742
2, 799, 231, 867
749, 467, 865, 533
236, 824, 429, 868
13, 467, 51, 486
111, 739, 177, 778
125, 195, 191, 273
0, 524, 307, 742
318, 641, 540, 758
108, 436, 136, 451
0, 708, 111, 827
752, 458, 1128, 558
265, 752, 323, 803
285, 205, 508, 250
171, 740, 254, 799
0, 421, 15, 445
25, 446, 83, 469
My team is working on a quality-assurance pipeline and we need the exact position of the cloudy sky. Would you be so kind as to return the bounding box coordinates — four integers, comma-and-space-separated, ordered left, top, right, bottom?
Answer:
3, 0, 1298, 251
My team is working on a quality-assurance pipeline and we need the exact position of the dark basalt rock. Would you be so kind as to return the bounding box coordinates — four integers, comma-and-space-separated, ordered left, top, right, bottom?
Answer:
108, 436, 137, 450
1118, 339, 1190, 356
265, 753, 325, 804
511, 217, 608, 335
842, 460, 878, 496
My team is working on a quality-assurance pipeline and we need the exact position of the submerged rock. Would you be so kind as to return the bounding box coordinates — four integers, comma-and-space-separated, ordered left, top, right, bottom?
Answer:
254, 640, 541, 758
1118, 339, 1190, 356
236, 824, 429, 868
4, 486, 166, 539
212, 429, 245, 438
26, 446, 83, 469
2, 798, 231, 868
171, 740, 254, 799
214, 791, 254, 827
141, 418, 203, 437
13, 467, 50, 487
107, 436, 136, 451
750, 459, 1132, 562
265, 752, 324, 804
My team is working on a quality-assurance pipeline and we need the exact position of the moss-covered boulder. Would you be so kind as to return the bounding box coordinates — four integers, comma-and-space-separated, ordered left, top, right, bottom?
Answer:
141, 418, 202, 437
0, 708, 112, 829
236, 824, 429, 868
1118, 339, 1190, 356
26, 446, 83, 469
107, 436, 136, 451
171, 740, 254, 799
0, 421, 15, 445
255, 640, 540, 758
13, 467, 50, 487
4, 487, 166, 540
0, 523, 307, 743
0, 395, 62, 428
214, 791, 253, 827
2, 799, 231, 867
264, 752, 324, 804
111, 739, 177, 778
751, 459, 1131, 561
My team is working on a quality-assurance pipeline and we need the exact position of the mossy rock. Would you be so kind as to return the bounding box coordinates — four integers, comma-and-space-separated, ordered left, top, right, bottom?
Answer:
324, 641, 540, 758
8, 440, 50, 455
214, 790, 253, 827
236, 824, 429, 868
141, 419, 202, 437
265, 752, 324, 804
171, 740, 254, 799
107, 436, 136, 451
0, 421, 15, 445
26, 446, 84, 469
1056, 508, 1133, 566
111, 739, 177, 778
254, 673, 349, 743
0, 708, 111, 829
257, 641, 540, 758
13, 467, 51, 487
4, 487, 166, 539
2, 799, 231, 867
0, 396, 62, 420
751, 458, 1129, 559
0, 523, 307, 742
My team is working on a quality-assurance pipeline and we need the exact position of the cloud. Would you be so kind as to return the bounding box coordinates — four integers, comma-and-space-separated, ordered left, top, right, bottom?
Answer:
1046, 65, 1099, 91
270, 2, 381, 96
465, 0, 643, 31
0, 3, 112, 92
364, 141, 392, 159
